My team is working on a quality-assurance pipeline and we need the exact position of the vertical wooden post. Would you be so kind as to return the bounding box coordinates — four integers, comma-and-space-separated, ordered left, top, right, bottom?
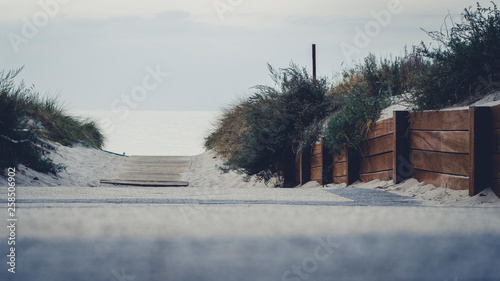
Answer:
469, 106, 492, 196
346, 148, 360, 185
301, 147, 311, 185
393, 111, 411, 184
296, 152, 303, 186
322, 145, 333, 185
312, 44, 316, 81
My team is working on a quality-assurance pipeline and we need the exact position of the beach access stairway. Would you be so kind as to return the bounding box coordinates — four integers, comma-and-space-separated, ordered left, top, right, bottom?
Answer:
100, 156, 190, 187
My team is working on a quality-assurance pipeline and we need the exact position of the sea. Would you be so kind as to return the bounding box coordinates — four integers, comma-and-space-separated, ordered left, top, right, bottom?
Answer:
71, 110, 221, 156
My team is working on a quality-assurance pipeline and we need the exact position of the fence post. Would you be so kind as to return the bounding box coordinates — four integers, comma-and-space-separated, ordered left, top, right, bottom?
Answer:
346, 148, 359, 185
469, 106, 492, 196
393, 111, 411, 184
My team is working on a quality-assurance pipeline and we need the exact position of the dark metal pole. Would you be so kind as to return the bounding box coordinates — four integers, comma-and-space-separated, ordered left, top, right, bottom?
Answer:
312, 44, 316, 81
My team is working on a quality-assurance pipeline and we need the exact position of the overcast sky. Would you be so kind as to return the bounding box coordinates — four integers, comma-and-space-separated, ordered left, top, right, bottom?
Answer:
0, 0, 491, 111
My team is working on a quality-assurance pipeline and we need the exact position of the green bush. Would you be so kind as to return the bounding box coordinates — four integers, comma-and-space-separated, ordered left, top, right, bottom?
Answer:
415, 2, 500, 109
206, 63, 330, 186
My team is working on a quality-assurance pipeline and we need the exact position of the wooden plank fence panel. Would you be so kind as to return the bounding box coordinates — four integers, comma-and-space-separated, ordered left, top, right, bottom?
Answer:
311, 167, 322, 182
361, 134, 393, 157
413, 170, 469, 190
333, 176, 347, 184
410, 110, 470, 131
311, 154, 322, 169
359, 152, 393, 174
366, 118, 393, 140
333, 153, 347, 163
333, 162, 347, 177
410, 131, 470, 153
360, 171, 392, 182
411, 150, 469, 176
312, 143, 322, 155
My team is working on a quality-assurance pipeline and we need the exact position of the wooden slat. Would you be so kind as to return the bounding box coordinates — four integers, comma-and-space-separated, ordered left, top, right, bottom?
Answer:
311, 154, 322, 168
366, 118, 393, 140
412, 169, 469, 190
410, 131, 470, 153
359, 152, 393, 174
491, 104, 500, 129
333, 162, 347, 177
311, 167, 322, 182
333, 152, 347, 163
491, 179, 500, 198
410, 150, 470, 176
360, 134, 393, 157
312, 143, 322, 155
333, 176, 347, 184
100, 179, 189, 187
491, 154, 500, 179
410, 110, 470, 131
360, 170, 392, 182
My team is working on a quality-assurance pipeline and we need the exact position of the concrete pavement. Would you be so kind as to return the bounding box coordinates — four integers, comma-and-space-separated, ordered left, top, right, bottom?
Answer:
1, 185, 500, 281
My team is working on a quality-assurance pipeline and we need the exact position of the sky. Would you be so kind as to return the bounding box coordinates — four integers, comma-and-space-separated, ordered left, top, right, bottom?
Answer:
0, 0, 493, 111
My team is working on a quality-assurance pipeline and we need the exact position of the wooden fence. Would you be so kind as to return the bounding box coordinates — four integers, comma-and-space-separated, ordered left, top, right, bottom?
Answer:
301, 104, 500, 198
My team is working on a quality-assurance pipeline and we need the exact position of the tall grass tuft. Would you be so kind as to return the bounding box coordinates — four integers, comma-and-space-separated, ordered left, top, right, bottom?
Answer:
0, 68, 105, 173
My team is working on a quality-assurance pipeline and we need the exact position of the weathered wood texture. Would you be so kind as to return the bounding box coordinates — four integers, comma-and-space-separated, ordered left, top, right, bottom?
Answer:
359, 117, 394, 182
408, 110, 472, 190
412, 170, 469, 190
310, 143, 323, 184
332, 148, 348, 184
309, 106, 499, 198
365, 118, 393, 140
360, 171, 392, 182
410, 131, 470, 153
360, 152, 393, 174
410, 110, 470, 131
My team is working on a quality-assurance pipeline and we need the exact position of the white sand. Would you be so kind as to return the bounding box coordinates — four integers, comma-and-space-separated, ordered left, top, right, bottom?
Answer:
325, 179, 500, 207
0, 143, 126, 187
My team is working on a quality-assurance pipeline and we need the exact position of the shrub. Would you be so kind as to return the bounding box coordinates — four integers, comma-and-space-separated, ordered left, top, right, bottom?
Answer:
206, 63, 330, 186
414, 2, 500, 109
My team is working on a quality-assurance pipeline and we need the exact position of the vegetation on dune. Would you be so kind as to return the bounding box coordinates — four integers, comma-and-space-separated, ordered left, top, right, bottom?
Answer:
414, 2, 500, 109
324, 52, 427, 155
206, 2, 500, 187
206, 64, 330, 186
0, 68, 105, 173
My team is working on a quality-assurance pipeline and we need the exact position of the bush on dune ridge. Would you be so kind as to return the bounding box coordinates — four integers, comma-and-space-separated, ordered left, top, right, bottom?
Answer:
415, 2, 500, 109
206, 64, 330, 186
0, 68, 105, 173
206, 2, 499, 187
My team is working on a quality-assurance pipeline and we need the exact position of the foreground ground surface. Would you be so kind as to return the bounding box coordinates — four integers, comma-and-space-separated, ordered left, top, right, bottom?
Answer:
1, 152, 500, 280
1, 184, 500, 281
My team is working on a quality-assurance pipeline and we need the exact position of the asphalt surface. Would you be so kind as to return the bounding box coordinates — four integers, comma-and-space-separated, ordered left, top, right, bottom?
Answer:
1, 185, 500, 281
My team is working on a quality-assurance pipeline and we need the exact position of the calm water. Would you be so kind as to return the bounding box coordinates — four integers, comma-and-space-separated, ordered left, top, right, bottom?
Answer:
72, 110, 220, 156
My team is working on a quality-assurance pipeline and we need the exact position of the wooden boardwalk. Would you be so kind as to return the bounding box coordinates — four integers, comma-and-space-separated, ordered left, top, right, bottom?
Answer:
100, 156, 191, 187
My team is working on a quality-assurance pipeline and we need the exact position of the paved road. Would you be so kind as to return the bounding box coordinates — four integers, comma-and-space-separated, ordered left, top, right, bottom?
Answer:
1, 185, 500, 281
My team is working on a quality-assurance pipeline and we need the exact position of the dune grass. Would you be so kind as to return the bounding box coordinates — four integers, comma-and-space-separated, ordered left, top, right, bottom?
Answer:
0, 68, 105, 173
